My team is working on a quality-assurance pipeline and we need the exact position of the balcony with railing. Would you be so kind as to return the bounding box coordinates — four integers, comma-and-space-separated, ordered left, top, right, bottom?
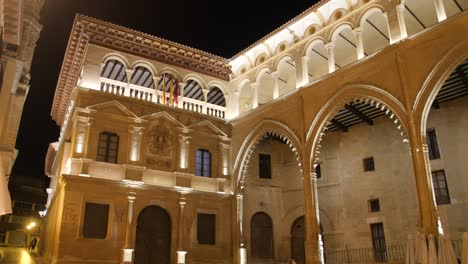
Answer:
98, 64, 227, 119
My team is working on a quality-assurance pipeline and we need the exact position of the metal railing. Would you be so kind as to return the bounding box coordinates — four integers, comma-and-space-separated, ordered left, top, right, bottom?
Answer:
325, 244, 405, 264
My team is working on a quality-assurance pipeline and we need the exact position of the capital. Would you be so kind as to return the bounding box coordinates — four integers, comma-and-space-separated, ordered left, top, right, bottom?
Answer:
325, 42, 335, 49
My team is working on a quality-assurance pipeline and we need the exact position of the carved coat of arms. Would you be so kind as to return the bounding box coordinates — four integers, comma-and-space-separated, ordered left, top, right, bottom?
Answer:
149, 125, 172, 156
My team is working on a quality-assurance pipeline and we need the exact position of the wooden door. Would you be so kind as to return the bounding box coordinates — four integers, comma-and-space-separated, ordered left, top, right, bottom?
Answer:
134, 205, 171, 264
291, 216, 305, 264
251, 212, 274, 259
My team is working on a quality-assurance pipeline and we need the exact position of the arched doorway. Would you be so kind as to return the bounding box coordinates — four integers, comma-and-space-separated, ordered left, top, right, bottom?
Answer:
291, 216, 305, 264
250, 212, 274, 259
134, 205, 171, 264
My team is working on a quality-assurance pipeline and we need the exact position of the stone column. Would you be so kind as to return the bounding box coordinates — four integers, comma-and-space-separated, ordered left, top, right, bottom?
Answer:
128, 126, 143, 163
152, 76, 161, 104
326, 43, 335, 74
272, 72, 280, 99
236, 193, 247, 264
251, 83, 258, 109
123, 192, 136, 264
179, 135, 190, 170
408, 133, 439, 235
125, 69, 134, 97
353, 28, 365, 60
177, 194, 188, 264
433, 0, 447, 22
301, 56, 310, 86
396, 4, 408, 40
177, 82, 185, 108
303, 166, 321, 264
202, 89, 209, 114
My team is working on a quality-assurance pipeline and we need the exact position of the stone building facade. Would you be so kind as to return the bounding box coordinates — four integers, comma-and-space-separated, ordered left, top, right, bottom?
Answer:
44, 0, 468, 263
0, 0, 44, 215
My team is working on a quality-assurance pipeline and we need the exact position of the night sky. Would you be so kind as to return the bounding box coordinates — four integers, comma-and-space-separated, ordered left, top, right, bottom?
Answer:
11, 0, 318, 187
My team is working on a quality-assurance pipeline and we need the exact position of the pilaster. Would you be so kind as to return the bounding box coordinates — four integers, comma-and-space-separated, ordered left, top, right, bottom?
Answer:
325, 43, 335, 74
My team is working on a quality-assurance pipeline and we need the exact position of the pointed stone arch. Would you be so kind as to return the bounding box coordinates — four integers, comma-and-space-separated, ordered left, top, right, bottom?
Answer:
413, 39, 468, 137
305, 84, 410, 170
233, 120, 303, 194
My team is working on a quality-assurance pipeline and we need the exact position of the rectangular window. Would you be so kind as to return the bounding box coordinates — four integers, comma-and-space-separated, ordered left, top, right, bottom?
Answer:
196, 150, 211, 177
315, 164, 321, 179
259, 153, 271, 179
83, 202, 109, 239
371, 223, 388, 262
369, 199, 380, 212
363, 157, 375, 172
97, 132, 119, 163
197, 213, 216, 245
432, 170, 450, 205
426, 129, 440, 160
0, 232, 6, 243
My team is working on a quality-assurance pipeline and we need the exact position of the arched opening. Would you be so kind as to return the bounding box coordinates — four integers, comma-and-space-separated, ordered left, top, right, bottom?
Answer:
305, 40, 330, 82
207, 87, 225, 107
331, 24, 358, 68
250, 212, 274, 260
134, 205, 171, 264
238, 82, 253, 115
403, 0, 438, 36
130, 66, 154, 88
421, 58, 468, 240
236, 123, 303, 263
100, 59, 127, 95
309, 95, 416, 262
361, 9, 390, 55
256, 69, 274, 105
276, 57, 296, 96
101, 59, 127, 82
207, 86, 226, 118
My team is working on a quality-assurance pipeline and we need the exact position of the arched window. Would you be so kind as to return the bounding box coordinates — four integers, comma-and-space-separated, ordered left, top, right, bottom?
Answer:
250, 212, 274, 259
101, 59, 127, 82
195, 149, 211, 177
97, 132, 119, 164
130, 66, 154, 88
183, 80, 204, 101
207, 87, 226, 107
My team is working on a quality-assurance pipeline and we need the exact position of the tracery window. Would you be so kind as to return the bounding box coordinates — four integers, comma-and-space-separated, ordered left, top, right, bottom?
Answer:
196, 149, 211, 177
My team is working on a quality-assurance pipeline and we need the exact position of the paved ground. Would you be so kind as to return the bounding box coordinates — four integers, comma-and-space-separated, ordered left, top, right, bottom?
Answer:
0, 247, 37, 264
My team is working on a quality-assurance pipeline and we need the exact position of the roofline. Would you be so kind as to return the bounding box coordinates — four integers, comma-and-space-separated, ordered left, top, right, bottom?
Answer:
229, 0, 327, 60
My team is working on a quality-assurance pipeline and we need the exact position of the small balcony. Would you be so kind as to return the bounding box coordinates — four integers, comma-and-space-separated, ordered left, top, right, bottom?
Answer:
99, 63, 226, 119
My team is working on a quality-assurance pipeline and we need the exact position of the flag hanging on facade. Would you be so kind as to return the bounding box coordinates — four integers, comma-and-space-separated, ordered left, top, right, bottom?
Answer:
169, 78, 174, 106
173, 79, 180, 106
162, 74, 166, 105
